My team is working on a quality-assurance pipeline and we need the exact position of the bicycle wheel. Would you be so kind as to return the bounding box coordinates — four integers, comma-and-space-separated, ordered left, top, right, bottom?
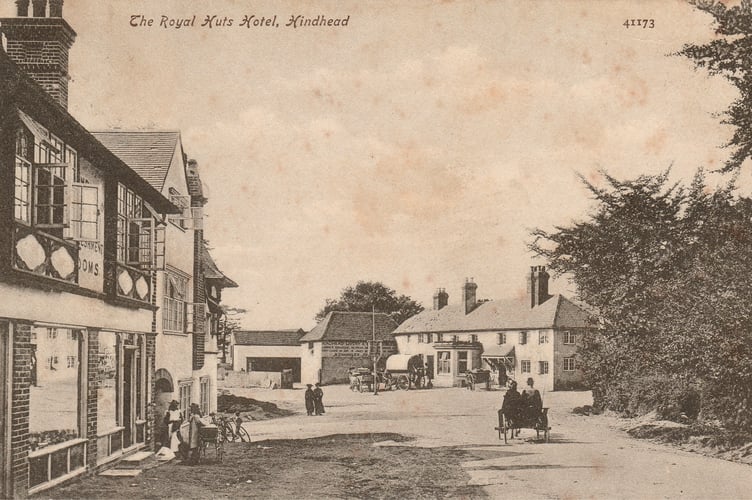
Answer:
223, 422, 237, 442
237, 426, 251, 443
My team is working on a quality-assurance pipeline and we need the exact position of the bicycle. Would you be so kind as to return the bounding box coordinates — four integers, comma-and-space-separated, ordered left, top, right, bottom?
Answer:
211, 413, 251, 442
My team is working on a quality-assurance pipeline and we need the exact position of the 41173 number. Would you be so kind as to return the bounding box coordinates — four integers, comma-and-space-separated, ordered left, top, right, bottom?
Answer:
624, 19, 655, 28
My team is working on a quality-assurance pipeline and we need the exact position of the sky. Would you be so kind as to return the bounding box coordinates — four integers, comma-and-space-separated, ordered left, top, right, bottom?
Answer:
0, 0, 740, 330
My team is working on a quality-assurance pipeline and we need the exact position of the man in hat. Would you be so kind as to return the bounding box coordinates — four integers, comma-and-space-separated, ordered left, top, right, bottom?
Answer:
305, 384, 315, 416
313, 383, 325, 415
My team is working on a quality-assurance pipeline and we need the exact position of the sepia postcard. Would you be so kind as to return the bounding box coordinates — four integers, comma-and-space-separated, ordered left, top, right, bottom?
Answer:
0, 0, 750, 498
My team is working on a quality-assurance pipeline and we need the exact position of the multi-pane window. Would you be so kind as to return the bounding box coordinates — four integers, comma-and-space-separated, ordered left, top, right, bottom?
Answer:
519, 331, 527, 345
497, 332, 506, 344
14, 115, 99, 241
168, 189, 202, 230
427, 333, 433, 343
179, 382, 192, 420
458, 351, 468, 374
15, 128, 32, 223
163, 273, 187, 332
538, 331, 549, 344
564, 357, 576, 371
66, 355, 76, 368
436, 333, 443, 342
437, 351, 451, 374
521, 360, 531, 373
470, 334, 478, 343
117, 183, 156, 268
539, 361, 549, 375
200, 377, 210, 415
563, 331, 576, 345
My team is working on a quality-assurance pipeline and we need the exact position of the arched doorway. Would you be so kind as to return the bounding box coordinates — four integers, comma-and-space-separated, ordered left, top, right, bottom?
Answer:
154, 368, 174, 449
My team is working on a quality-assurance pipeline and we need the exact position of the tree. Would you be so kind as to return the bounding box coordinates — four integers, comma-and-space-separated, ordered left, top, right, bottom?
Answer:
315, 281, 424, 325
679, 0, 752, 172
218, 306, 246, 364
530, 170, 752, 431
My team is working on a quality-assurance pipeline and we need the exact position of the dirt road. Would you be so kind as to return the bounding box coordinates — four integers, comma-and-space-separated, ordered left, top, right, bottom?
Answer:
240, 385, 752, 499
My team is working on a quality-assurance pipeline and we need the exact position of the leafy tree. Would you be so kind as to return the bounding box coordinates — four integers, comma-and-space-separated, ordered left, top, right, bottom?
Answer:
679, 0, 752, 172
531, 170, 752, 431
315, 281, 424, 325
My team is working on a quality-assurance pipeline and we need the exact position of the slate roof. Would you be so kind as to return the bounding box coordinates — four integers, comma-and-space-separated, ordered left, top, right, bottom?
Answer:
393, 295, 591, 335
234, 329, 306, 346
91, 131, 181, 191
202, 245, 238, 288
300, 312, 398, 342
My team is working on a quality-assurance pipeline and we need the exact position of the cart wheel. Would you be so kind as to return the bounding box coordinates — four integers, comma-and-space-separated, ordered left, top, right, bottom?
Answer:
397, 375, 410, 390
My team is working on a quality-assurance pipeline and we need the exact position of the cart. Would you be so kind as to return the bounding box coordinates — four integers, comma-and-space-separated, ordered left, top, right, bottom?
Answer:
349, 367, 374, 392
495, 407, 550, 443
381, 354, 424, 390
465, 369, 491, 391
198, 424, 224, 462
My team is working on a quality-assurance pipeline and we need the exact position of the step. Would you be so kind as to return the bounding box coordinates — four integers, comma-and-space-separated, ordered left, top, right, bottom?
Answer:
99, 468, 142, 478
117, 451, 155, 469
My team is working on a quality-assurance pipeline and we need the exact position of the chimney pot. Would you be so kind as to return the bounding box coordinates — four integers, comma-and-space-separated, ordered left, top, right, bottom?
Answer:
31, 0, 46, 17
15, 0, 30, 16
49, 0, 63, 17
433, 288, 449, 310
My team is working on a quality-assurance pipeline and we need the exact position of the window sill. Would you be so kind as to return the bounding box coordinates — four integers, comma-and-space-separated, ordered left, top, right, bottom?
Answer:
27, 467, 86, 496
96, 426, 125, 438
163, 330, 188, 336
28, 437, 87, 458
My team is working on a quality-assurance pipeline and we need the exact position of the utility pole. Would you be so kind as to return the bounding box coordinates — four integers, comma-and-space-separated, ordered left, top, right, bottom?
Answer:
372, 304, 379, 395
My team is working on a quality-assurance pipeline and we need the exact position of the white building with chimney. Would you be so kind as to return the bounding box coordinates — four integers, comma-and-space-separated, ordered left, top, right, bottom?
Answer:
392, 267, 592, 391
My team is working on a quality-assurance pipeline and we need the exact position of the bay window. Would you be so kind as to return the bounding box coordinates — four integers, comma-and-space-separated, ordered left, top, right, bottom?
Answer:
14, 112, 99, 241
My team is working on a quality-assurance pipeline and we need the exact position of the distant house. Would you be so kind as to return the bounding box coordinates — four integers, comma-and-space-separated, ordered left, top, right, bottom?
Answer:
393, 267, 591, 390
300, 312, 399, 385
231, 329, 306, 382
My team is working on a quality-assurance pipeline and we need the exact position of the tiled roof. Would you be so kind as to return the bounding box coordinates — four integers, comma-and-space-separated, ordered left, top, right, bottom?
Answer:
202, 245, 238, 288
393, 295, 591, 335
300, 312, 398, 342
234, 329, 306, 346
91, 131, 180, 191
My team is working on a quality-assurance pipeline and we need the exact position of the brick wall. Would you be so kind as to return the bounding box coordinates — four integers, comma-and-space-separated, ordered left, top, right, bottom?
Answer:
191, 198, 205, 371
0, 17, 76, 109
145, 333, 156, 449
11, 321, 32, 498
85, 330, 99, 470
319, 341, 398, 384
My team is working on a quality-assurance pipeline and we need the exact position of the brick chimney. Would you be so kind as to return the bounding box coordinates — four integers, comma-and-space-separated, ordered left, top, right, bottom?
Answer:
462, 278, 477, 315
527, 265, 551, 308
1, 0, 76, 109
433, 288, 448, 310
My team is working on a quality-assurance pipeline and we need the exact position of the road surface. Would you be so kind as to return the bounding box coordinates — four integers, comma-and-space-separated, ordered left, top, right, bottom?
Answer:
233, 384, 752, 499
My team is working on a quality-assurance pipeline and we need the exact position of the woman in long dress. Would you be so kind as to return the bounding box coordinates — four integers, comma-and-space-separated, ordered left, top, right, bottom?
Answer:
164, 400, 182, 452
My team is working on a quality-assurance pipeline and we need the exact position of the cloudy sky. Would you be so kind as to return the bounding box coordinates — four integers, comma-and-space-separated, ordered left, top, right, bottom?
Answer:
1, 0, 740, 329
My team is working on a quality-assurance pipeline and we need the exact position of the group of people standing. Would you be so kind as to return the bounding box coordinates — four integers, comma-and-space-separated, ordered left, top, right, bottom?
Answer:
305, 383, 326, 416
163, 400, 206, 465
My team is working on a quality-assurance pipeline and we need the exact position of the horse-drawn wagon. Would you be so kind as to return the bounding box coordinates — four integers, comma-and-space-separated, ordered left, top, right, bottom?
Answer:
348, 367, 374, 392
380, 354, 425, 390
